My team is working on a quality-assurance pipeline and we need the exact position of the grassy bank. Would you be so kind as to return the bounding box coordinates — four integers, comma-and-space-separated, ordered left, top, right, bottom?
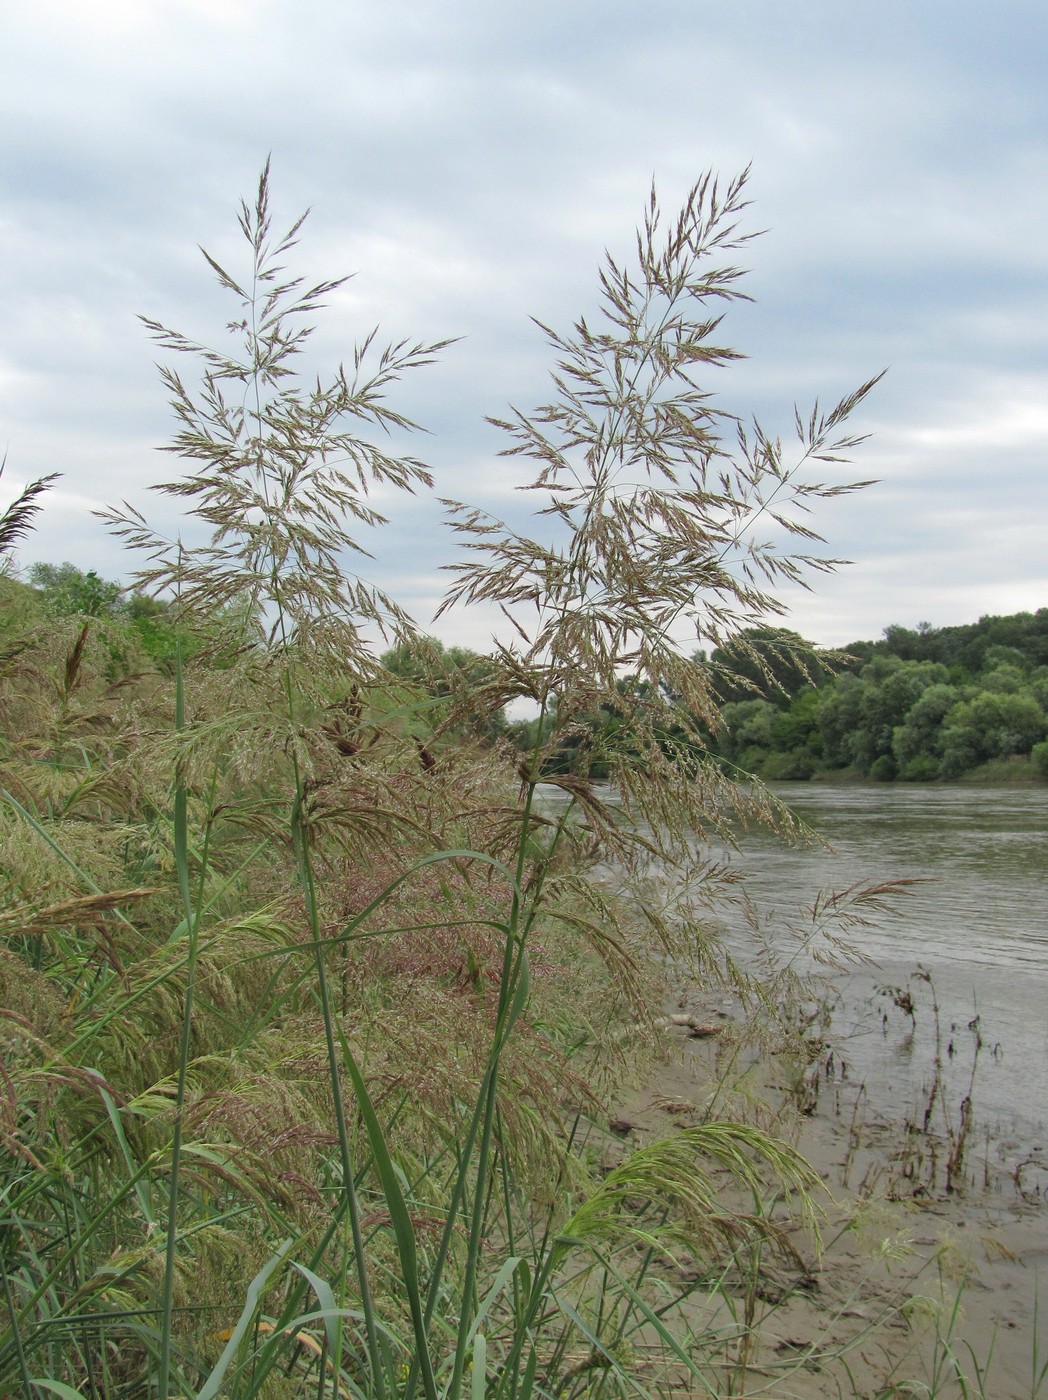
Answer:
1, 166, 910, 1399
0, 586, 832, 1399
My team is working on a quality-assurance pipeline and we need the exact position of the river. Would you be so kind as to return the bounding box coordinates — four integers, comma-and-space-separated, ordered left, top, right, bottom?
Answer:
703, 783, 1048, 1164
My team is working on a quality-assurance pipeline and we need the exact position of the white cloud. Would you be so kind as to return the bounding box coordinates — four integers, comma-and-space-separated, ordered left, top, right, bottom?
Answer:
2, 0, 1046, 649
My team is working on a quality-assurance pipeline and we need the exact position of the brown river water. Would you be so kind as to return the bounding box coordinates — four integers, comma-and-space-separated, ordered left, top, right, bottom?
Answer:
538, 780, 1048, 1163
702, 783, 1048, 1161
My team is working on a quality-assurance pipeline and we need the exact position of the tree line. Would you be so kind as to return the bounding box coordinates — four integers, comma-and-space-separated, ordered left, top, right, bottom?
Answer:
16, 567, 1048, 783
501, 614, 1048, 784
694, 614, 1048, 783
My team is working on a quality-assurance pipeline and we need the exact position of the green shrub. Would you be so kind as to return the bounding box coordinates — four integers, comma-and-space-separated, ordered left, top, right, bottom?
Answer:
899, 754, 939, 782
870, 753, 897, 781
761, 749, 816, 781
1032, 738, 1048, 778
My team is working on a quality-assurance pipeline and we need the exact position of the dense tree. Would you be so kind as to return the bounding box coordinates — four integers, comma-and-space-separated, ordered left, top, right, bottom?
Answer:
891, 682, 958, 778
29, 560, 124, 617
846, 609, 1048, 676
938, 691, 1046, 774
704, 611, 1048, 783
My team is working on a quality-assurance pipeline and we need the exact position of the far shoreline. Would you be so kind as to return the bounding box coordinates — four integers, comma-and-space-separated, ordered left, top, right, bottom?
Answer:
787, 755, 1045, 786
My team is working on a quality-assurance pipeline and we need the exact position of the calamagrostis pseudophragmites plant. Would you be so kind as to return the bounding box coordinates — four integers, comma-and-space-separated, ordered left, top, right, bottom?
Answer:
103, 158, 452, 676
0, 166, 889, 1400
99, 163, 456, 1400
440, 169, 882, 865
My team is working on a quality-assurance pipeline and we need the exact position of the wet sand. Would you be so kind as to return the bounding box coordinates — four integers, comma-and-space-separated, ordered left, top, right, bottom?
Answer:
608, 1016, 1048, 1399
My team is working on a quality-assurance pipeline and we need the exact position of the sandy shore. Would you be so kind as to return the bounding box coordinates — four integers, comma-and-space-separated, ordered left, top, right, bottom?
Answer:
608, 1012, 1048, 1399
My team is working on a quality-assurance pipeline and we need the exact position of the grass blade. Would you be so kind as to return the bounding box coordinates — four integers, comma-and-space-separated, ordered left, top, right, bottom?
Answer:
196, 1241, 293, 1400
339, 1032, 439, 1400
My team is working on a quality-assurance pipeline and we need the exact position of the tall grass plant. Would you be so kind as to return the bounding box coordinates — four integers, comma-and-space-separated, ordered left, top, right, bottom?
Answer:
2, 164, 887, 1398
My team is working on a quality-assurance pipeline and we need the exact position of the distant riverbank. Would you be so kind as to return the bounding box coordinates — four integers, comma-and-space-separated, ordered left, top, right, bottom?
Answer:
807, 754, 1044, 785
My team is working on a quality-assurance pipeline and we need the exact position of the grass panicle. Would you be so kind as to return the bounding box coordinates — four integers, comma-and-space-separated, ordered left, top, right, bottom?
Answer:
0, 165, 911, 1400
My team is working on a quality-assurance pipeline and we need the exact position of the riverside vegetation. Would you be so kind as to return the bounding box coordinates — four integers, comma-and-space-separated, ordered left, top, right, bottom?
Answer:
506, 615, 1048, 786
706, 614, 1048, 784
1, 166, 966, 1398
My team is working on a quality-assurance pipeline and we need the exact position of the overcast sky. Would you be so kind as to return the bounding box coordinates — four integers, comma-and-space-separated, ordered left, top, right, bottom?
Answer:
2, 0, 1046, 651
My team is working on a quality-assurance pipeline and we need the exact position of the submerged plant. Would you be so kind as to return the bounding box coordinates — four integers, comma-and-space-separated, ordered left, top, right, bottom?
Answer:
0, 164, 887, 1400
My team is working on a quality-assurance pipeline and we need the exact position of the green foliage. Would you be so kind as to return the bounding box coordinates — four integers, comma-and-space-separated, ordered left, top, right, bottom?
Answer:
1032, 739, 1048, 778
771, 687, 823, 758
125, 592, 185, 669
762, 748, 818, 780
849, 610, 1048, 675
24, 561, 193, 674
898, 753, 940, 782
689, 616, 1048, 783
891, 682, 957, 768
939, 689, 1046, 768
30, 561, 124, 618
869, 753, 897, 781
719, 697, 777, 771
494, 565, 1047, 790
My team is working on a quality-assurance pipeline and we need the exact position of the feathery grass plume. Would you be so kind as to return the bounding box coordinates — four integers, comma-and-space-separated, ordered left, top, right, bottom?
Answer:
425, 172, 886, 1103
0, 457, 60, 564
94, 163, 464, 1399
439, 168, 880, 864
101, 157, 452, 672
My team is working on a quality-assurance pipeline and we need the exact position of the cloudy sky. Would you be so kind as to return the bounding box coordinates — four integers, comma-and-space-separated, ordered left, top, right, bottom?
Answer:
2, 0, 1046, 651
